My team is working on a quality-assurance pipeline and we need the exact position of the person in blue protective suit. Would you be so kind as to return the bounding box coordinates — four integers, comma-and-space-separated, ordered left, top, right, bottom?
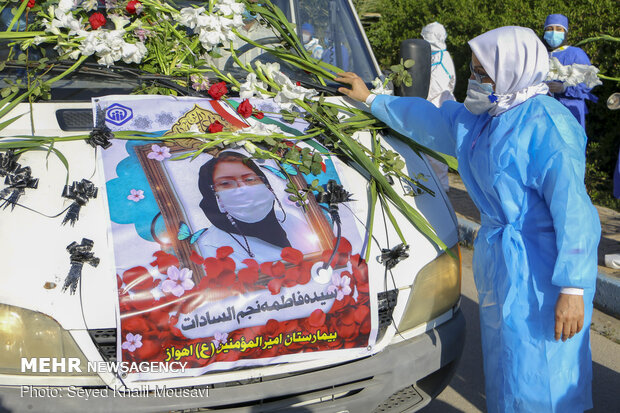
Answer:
301, 23, 324, 59
336, 26, 600, 413
543, 13, 598, 129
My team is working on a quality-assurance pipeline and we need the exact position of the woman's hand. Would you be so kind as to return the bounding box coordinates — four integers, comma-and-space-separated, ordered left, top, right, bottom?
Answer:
335, 72, 371, 103
554, 293, 584, 341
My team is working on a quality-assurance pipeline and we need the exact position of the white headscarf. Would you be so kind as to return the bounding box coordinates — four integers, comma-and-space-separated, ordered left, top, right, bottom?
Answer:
421, 22, 447, 51
468, 26, 549, 116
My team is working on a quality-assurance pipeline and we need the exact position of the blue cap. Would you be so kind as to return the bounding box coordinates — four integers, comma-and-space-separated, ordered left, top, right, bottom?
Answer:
544, 14, 568, 31
301, 23, 314, 36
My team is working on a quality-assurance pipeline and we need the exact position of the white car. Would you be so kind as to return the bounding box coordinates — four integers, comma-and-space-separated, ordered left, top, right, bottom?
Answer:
0, 1, 464, 412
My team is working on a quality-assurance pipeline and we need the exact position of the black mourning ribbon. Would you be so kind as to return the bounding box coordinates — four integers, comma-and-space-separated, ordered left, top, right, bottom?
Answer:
315, 180, 354, 210
62, 238, 100, 295
378, 243, 410, 270
86, 106, 113, 149
315, 180, 354, 269
61, 179, 98, 226
87, 125, 114, 149
0, 150, 39, 211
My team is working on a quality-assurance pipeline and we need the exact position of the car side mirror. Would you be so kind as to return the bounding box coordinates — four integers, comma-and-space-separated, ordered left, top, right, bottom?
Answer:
396, 39, 431, 98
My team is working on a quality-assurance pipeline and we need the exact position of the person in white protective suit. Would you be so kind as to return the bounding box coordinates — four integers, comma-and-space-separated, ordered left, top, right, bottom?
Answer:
336, 26, 600, 413
421, 22, 456, 192
196, 151, 320, 266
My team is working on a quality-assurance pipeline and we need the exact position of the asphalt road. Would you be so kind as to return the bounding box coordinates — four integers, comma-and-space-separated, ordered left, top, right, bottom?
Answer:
424, 247, 620, 412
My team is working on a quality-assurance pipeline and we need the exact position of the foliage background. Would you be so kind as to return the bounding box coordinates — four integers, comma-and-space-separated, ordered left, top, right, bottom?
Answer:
355, 0, 620, 210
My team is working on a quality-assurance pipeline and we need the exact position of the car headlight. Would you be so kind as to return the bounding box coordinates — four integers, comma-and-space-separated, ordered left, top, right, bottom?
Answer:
0, 304, 91, 375
398, 245, 461, 331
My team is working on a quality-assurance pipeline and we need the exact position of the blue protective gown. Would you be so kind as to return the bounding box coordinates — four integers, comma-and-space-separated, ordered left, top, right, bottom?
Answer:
371, 93, 600, 412
550, 46, 598, 129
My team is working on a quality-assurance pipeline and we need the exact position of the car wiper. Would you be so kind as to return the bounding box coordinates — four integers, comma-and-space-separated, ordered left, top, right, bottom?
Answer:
293, 78, 339, 95
2, 60, 209, 97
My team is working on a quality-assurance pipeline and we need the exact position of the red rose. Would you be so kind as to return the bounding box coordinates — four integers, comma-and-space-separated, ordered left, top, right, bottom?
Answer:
216, 246, 234, 259
253, 111, 265, 119
126, 0, 142, 14
238, 267, 258, 284
208, 120, 224, 133
135, 339, 162, 360
203, 257, 223, 279
208, 81, 228, 100
122, 266, 159, 293
89, 12, 107, 30
243, 258, 259, 270
281, 247, 303, 265
150, 251, 179, 274
190, 251, 205, 266
267, 278, 285, 295
237, 99, 253, 118
308, 309, 326, 328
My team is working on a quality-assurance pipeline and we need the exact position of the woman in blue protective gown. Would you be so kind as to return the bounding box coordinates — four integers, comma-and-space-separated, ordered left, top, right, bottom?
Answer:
336, 26, 600, 413
543, 13, 598, 129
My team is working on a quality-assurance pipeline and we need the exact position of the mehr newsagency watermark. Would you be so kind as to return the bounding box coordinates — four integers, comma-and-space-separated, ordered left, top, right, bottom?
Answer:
20, 358, 208, 399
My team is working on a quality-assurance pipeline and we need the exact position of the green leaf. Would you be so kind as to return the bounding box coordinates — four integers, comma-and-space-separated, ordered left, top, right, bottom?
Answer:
404, 59, 415, 69
0, 112, 24, 132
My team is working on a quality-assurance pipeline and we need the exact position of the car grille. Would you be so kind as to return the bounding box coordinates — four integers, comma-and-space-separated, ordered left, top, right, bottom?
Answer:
88, 328, 117, 362
377, 289, 399, 341
372, 385, 424, 412
56, 109, 93, 131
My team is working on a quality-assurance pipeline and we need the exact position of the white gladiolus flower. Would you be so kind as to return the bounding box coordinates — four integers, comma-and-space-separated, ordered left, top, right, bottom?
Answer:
256, 61, 281, 80
57, 0, 75, 13
110, 14, 131, 30
235, 122, 284, 136
371, 77, 393, 95
121, 42, 148, 64
68, 49, 81, 60
217, 0, 245, 16
82, 0, 98, 12
546, 57, 602, 88
239, 73, 268, 99
271, 71, 318, 110
176, 7, 206, 29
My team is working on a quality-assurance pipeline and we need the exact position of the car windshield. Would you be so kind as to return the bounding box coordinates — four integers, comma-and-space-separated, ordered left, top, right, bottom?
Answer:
0, 0, 378, 101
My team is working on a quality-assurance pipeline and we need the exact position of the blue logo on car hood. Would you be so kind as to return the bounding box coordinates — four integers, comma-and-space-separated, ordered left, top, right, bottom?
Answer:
105, 103, 133, 126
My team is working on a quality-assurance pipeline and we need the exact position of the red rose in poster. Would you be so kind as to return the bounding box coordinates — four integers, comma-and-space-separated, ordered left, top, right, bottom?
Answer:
122, 266, 158, 292
89, 12, 107, 30
253, 111, 265, 119
208, 120, 224, 133
150, 251, 179, 274
308, 309, 326, 328
203, 257, 223, 279
190, 251, 205, 265
208, 81, 227, 100
126, 0, 142, 14
281, 247, 303, 265
350, 254, 369, 293
237, 99, 253, 118
216, 246, 234, 259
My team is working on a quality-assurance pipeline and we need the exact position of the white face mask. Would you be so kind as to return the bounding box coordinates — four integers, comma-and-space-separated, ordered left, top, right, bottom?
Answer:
464, 79, 496, 115
302, 34, 311, 44
216, 183, 275, 223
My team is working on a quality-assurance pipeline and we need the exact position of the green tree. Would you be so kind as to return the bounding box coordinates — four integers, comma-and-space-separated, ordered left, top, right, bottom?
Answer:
364, 0, 619, 210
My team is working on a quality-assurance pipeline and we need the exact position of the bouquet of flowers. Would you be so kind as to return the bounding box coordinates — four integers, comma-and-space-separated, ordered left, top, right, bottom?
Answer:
0, 0, 455, 253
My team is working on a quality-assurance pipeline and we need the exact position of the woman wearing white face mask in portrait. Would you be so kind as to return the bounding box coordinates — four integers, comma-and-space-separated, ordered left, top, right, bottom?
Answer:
197, 151, 320, 266
337, 26, 600, 413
